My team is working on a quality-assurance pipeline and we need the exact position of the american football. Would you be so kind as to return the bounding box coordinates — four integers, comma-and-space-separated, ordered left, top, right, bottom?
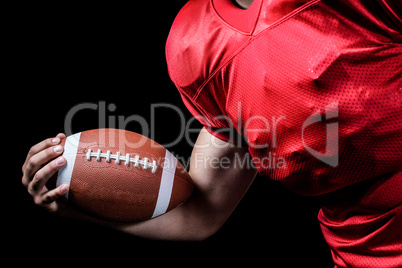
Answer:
49, 128, 194, 222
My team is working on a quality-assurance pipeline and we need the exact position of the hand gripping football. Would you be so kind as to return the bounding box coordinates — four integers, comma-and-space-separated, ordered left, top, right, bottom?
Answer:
50, 129, 194, 222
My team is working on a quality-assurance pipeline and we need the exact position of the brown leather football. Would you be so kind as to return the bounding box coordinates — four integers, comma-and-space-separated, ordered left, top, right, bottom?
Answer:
51, 128, 193, 222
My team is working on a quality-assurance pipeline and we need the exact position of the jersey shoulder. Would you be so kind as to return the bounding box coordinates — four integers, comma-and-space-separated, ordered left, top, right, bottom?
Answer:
166, 0, 250, 97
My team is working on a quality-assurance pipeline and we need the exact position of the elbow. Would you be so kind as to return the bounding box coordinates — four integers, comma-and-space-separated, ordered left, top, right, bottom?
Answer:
179, 198, 231, 241
186, 215, 227, 242
191, 225, 220, 242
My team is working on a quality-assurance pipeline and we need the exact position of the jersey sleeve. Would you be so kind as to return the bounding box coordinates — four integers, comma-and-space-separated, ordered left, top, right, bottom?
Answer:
177, 87, 240, 144
166, 0, 250, 144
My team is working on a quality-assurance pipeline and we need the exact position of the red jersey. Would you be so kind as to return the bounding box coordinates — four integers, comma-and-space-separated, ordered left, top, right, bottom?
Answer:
166, 0, 402, 267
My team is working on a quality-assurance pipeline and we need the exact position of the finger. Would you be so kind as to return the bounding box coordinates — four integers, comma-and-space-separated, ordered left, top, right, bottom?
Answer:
24, 137, 61, 165
28, 156, 66, 196
23, 144, 65, 186
34, 184, 69, 212
23, 133, 66, 171
42, 184, 69, 205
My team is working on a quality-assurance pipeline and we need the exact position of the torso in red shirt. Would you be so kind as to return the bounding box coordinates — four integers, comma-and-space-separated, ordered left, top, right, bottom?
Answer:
166, 0, 402, 267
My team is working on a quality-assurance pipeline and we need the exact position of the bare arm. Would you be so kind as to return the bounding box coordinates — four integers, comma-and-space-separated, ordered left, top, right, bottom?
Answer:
109, 127, 257, 240
22, 128, 257, 241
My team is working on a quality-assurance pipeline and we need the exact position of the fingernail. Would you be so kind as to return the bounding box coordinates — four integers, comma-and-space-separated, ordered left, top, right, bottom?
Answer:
52, 137, 60, 144
60, 184, 69, 194
55, 156, 65, 166
54, 145, 63, 153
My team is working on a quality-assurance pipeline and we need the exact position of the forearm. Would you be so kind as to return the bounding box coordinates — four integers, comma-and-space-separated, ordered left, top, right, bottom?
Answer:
58, 128, 257, 241
111, 191, 217, 241
58, 189, 217, 241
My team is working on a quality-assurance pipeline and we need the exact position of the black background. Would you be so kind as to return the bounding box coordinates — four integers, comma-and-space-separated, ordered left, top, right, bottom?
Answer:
9, 1, 333, 267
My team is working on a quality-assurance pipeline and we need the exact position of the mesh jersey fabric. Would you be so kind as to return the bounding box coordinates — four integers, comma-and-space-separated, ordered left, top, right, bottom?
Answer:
166, 0, 402, 267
